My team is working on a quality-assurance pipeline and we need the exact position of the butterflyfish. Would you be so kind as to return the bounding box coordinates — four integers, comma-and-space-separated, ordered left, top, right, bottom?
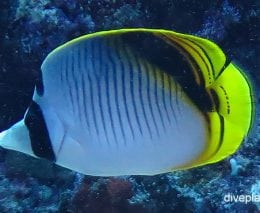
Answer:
0, 29, 254, 176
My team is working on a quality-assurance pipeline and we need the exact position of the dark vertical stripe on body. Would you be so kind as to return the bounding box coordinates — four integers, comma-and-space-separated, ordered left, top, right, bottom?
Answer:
152, 66, 166, 130
167, 75, 178, 123
88, 74, 99, 136
66, 52, 76, 116
106, 39, 126, 141
71, 48, 78, 114
135, 57, 153, 138
143, 60, 160, 136
97, 40, 109, 144
81, 43, 91, 130
89, 41, 100, 136
123, 45, 143, 136
174, 73, 181, 113
105, 63, 118, 145
73, 46, 82, 124
115, 39, 135, 140
161, 71, 171, 123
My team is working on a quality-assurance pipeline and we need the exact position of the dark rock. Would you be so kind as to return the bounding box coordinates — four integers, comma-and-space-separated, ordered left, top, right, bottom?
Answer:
4, 150, 75, 186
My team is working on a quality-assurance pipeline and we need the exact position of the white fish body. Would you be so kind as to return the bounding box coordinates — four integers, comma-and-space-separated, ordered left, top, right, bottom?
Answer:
0, 29, 253, 176
37, 35, 206, 175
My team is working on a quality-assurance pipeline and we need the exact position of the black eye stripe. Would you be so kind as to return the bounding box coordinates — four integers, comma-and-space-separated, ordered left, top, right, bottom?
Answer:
24, 101, 56, 162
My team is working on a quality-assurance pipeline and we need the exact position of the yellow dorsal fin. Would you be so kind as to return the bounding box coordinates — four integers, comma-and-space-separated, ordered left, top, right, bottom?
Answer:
153, 31, 227, 88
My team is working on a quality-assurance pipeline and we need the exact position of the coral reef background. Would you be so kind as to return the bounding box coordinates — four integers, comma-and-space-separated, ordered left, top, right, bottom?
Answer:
0, 0, 259, 212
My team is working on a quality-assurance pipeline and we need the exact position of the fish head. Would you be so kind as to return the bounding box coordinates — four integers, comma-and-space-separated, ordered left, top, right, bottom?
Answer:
0, 99, 63, 162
